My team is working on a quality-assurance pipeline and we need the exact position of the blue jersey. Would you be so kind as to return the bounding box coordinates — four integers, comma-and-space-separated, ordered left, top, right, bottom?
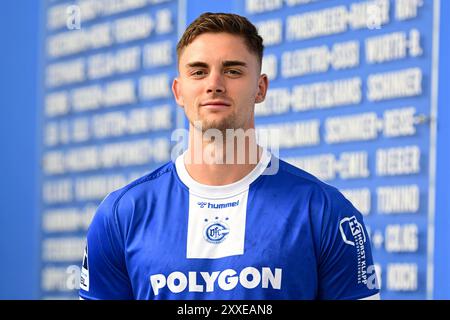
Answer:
79, 150, 380, 300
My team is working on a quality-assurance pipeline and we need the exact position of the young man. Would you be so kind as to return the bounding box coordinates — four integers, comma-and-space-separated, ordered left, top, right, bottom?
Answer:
79, 12, 380, 300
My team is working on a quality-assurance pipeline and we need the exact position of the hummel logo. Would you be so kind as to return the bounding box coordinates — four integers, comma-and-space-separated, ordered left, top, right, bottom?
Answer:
197, 202, 207, 208
197, 200, 240, 209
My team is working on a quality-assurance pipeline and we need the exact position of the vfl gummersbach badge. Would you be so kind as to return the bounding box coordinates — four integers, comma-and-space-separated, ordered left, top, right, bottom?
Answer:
203, 219, 230, 244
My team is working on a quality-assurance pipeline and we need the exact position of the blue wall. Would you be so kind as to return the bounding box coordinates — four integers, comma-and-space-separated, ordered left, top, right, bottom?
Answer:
433, 0, 450, 299
0, 0, 448, 299
0, 0, 40, 299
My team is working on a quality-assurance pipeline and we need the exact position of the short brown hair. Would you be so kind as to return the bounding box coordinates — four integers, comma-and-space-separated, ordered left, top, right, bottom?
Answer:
176, 12, 264, 67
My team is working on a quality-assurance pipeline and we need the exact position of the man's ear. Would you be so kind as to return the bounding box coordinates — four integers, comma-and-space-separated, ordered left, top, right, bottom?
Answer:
172, 77, 184, 107
255, 74, 269, 104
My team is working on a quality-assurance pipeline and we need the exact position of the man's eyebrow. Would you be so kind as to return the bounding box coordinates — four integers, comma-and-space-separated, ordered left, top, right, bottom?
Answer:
186, 61, 209, 68
222, 60, 247, 68
185, 61, 248, 68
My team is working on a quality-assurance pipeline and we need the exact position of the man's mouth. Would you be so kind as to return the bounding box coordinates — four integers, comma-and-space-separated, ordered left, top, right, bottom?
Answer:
200, 100, 231, 110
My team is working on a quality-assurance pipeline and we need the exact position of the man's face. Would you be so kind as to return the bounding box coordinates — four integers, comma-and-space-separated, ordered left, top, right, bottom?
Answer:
172, 32, 268, 133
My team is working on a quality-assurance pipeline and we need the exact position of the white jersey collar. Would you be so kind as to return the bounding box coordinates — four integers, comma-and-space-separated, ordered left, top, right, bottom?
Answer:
175, 148, 272, 199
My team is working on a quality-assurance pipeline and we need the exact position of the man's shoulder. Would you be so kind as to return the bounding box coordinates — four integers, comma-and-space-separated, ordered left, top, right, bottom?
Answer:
272, 157, 344, 201
103, 160, 176, 206
88, 161, 175, 233
275, 158, 334, 189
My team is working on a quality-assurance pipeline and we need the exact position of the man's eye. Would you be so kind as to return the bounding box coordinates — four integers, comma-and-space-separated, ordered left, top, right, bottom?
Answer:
192, 70, 206, 76
225, 69, 241, 75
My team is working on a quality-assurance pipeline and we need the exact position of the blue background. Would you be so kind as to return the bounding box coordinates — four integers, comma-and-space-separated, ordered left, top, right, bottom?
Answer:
0, 0, 448, 299
433, 0, 449, 298
0, 0, 41, 299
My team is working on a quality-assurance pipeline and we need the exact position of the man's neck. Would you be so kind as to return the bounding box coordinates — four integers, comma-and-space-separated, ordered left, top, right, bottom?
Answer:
184, 129, 262, 186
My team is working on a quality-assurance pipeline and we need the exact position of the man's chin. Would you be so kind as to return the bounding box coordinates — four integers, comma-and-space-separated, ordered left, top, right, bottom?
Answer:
193, 119, 236, 133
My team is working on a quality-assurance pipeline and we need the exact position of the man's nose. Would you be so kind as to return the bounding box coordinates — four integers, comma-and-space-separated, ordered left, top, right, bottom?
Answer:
206, 71, 225, 94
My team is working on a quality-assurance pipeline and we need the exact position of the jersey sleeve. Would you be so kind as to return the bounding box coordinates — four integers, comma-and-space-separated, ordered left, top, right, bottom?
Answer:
79, 192, 134, 300
316, 187, 380, 300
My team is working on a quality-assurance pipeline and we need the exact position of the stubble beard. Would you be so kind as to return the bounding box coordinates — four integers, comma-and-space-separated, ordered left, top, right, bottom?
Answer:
192, 110, 240, 135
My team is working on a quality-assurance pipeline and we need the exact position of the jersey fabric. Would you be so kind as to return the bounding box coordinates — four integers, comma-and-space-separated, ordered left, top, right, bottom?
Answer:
79, 149, 380, 300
